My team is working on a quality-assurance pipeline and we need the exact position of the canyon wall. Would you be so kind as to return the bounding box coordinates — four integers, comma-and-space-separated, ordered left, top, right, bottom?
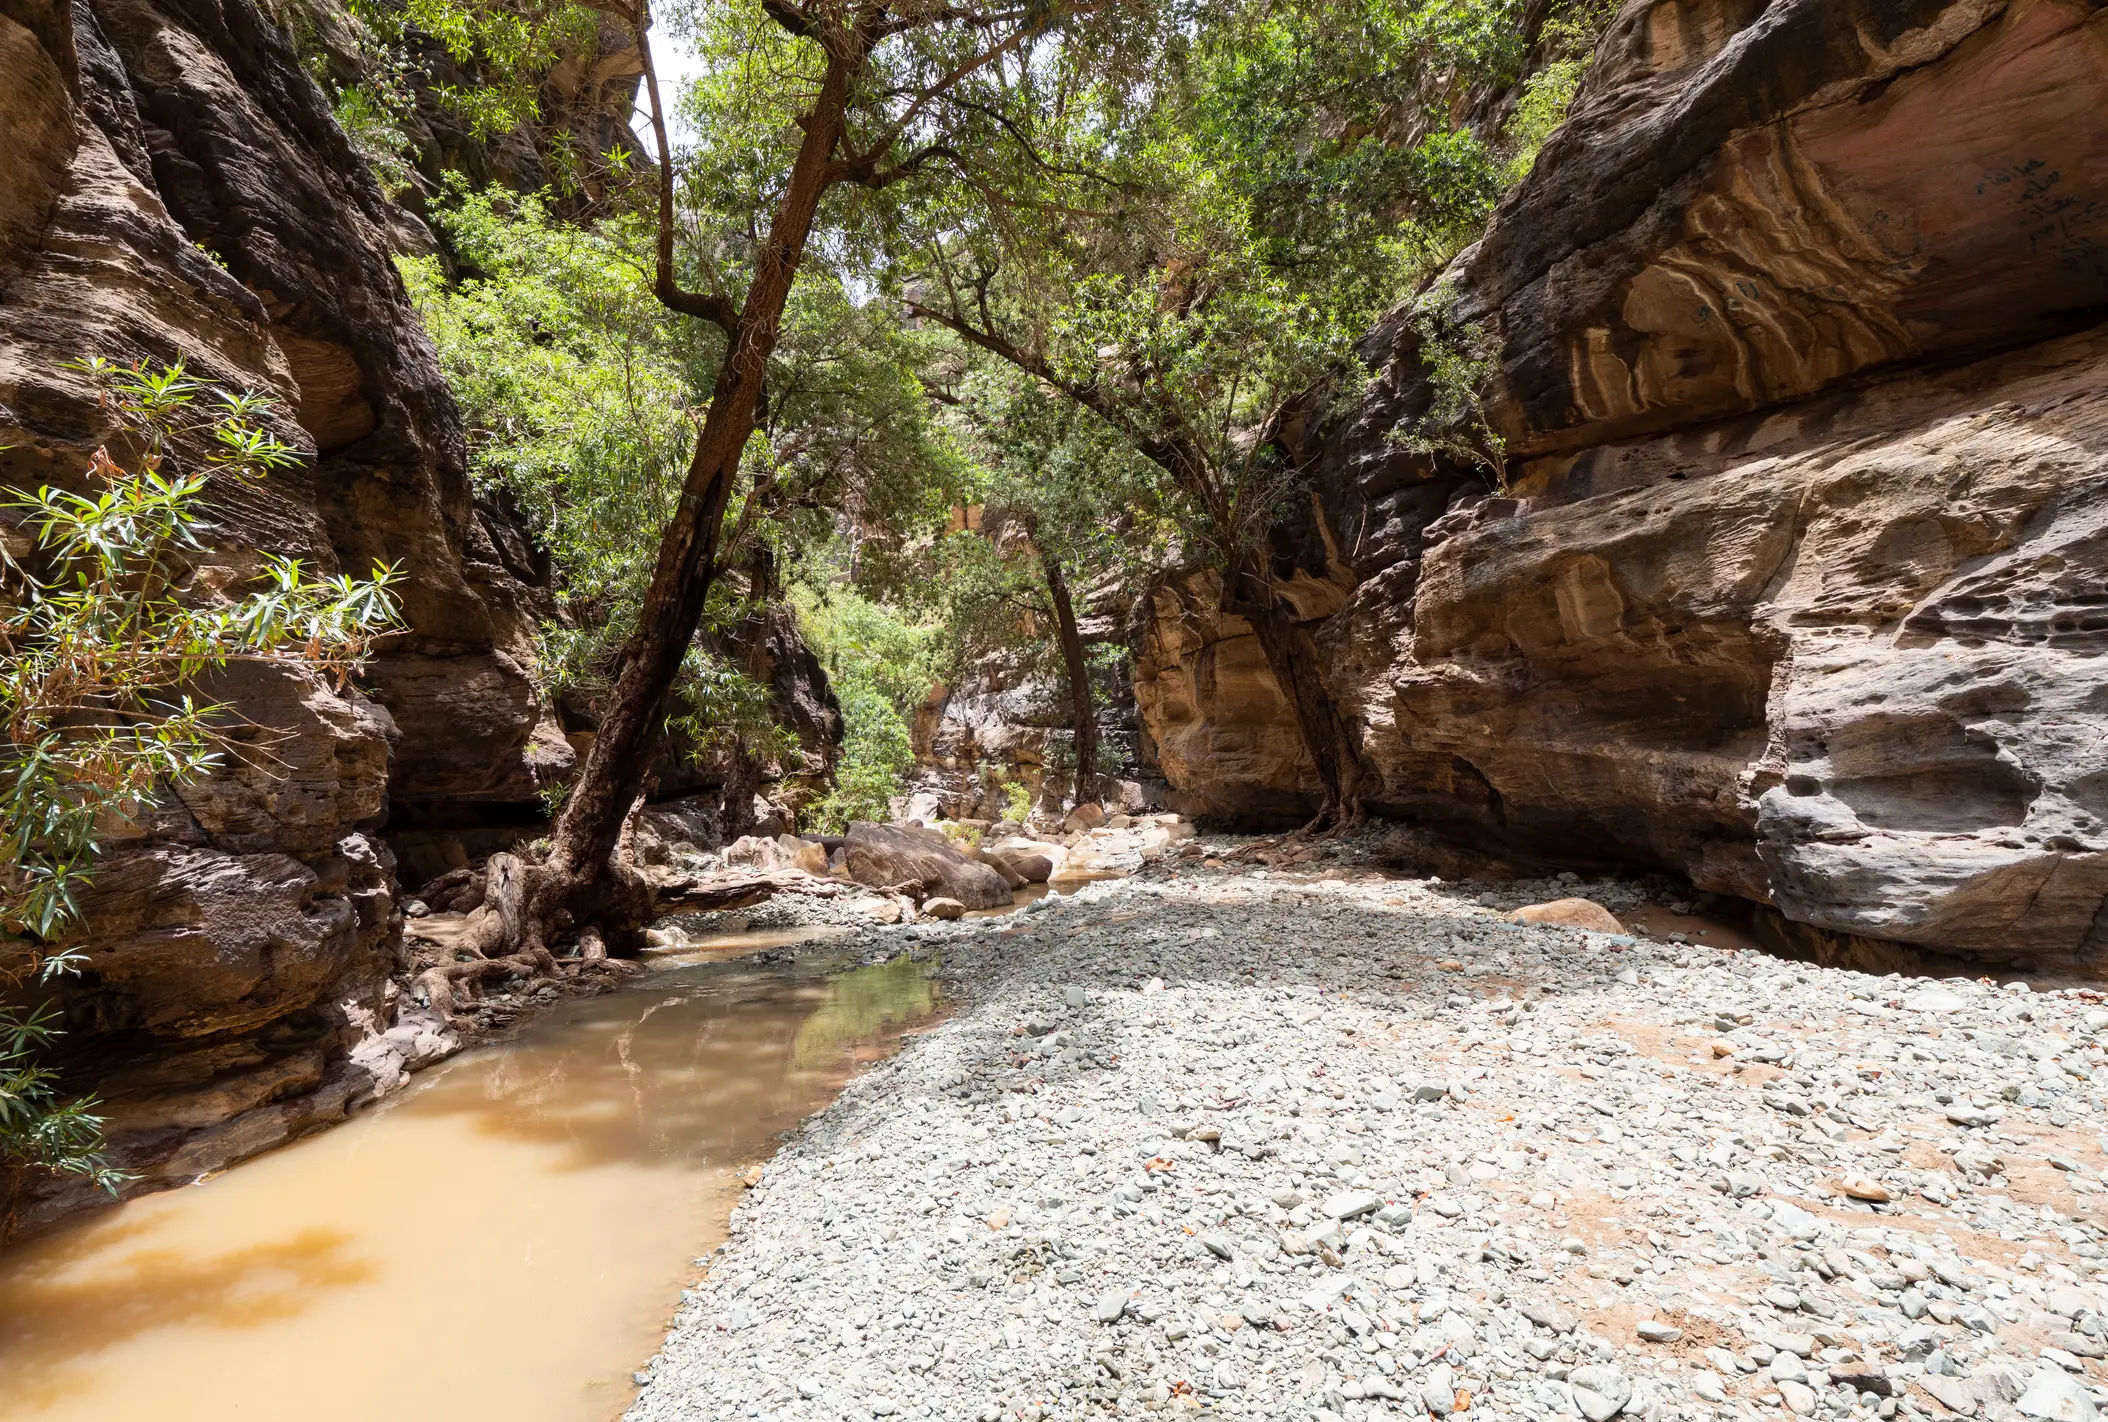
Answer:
0, 0, 561, 1221
1136, 0, 2108, 969
0, 0, 826, 1226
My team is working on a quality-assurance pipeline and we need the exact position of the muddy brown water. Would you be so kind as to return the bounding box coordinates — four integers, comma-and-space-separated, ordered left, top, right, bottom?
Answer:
0, 943, 945, 1422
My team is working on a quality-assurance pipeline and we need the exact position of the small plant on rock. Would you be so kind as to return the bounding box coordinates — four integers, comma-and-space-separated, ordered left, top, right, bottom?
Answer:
0, 358, 403, 1219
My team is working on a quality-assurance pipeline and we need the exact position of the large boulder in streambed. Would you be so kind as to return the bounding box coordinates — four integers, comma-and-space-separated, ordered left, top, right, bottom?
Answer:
1507, 898, 1626, 934
989, 837, 1067, 882
987, 847, 1054, 884
844, 823, 1013, 909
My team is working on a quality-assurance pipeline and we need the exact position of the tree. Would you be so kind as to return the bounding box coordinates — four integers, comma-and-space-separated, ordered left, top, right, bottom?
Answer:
402, 183, 959, 817
922, 364, 1166, 807
903, 160, 1397, 830
454, 0, 1171, 964
0, 360, 402, 1225
894, 0, 1611, 829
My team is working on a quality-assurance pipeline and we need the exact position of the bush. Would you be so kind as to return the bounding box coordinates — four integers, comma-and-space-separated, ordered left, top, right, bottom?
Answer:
795, 588, 936, 832
0, 359, 402, 1207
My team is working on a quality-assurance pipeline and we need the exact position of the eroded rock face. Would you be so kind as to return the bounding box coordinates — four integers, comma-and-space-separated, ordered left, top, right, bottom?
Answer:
0, 0, 553, 1222
1135, 0, 2108, 967
908, 574, 1160, 819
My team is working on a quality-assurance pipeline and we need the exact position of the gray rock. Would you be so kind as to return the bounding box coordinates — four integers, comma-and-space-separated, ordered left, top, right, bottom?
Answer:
2017, 1366, 2099, 1422
1423, 1362, 1458, 1415
1323, 1189, 1382, 1220
1571, 1365, 1631, 1417
1920, 1375, 1978, 1416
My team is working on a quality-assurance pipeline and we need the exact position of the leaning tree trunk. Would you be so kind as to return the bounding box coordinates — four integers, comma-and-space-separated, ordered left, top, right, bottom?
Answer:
451, 54, 860, 975
903, 310, 1365, 832
1229, 568, 1368, 832
1038, 545, 1100, 806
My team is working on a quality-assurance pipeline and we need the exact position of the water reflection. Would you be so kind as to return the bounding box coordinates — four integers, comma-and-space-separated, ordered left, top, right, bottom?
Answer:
792, 952, 937, 1068
0, 950, 942, 1422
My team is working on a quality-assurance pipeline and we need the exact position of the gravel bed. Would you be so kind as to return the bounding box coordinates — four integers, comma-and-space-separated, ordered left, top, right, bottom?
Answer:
627, 863, 2108, 1422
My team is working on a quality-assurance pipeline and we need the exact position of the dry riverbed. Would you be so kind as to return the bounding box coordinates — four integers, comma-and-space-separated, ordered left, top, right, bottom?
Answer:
628, 858, 2108, 1422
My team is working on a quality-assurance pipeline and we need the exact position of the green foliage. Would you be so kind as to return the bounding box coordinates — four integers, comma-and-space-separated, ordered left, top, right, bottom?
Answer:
664, 650, 803, 768
1503, 57, 1586, 183
1405, 127, 1505, 232
886, 0, 1623, 607
1399, 0, 1530, 77
1388, 279, 1506, 482
405, 184, 967, 777
0, 359, 403, 1196
794, 588, 936, 833
1002, 780, 1034, 825
343, 0, 598, 140
1, 1005, 119, 1198
1502, 0, 1617, 181
404, 188, 772, 755
402, 184, 694, 618
330, 76, 419, 199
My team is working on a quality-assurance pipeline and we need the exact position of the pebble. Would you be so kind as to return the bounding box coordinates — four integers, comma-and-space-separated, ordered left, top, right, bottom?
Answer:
624, 847, 2108, 1422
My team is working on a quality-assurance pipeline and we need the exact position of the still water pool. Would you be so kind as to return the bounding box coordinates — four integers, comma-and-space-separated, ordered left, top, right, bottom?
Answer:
0, 946, 942, 1422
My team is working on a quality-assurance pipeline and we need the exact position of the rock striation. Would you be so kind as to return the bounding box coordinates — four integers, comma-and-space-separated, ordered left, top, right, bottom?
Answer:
0, 0, 747, 1227
1134, 0, 2108, 969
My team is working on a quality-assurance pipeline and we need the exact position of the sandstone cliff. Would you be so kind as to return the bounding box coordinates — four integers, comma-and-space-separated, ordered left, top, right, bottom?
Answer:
0, 0, 832, 1227
0, 0, 570, 1221
1136, 0, 2108, 970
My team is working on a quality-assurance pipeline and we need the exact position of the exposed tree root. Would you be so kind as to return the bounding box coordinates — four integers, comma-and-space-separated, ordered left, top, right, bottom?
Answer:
1294, 795, 1366, 841
414, 814, 660, 1026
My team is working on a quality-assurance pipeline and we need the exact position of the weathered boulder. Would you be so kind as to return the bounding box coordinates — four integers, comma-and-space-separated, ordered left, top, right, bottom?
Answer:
990, 837, 1068, 882
721, 833, 825, 874
974, 847, 1029, 891
1508, 899, 1626, 935
1135, 0, 2108, 968
1137, 820, 1197, 860
843, 823, 1013, 909
987, 849, 1052, 885
1064, 803, 1109, 835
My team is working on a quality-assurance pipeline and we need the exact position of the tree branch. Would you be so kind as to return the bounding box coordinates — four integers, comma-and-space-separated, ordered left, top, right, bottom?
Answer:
630, 1, 738, 332
842, 7, 1095, 173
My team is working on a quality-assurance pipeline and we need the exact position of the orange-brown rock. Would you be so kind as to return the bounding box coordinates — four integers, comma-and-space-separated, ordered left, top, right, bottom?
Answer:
843, 823, 1013, 909
1507, 899, 1627, 935
0, 0, 649, 1230
1135, 0, 2108, 968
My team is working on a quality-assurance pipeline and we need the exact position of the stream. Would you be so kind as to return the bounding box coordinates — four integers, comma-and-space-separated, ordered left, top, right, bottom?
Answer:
0, 937, 946, 1422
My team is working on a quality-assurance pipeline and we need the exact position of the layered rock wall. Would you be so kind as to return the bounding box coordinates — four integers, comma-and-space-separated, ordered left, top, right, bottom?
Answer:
0, 0, 564, 1223
1136, 0, 2108, 968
